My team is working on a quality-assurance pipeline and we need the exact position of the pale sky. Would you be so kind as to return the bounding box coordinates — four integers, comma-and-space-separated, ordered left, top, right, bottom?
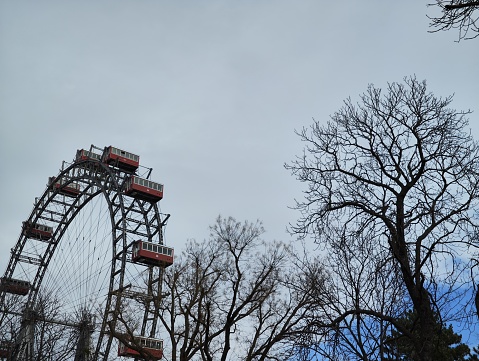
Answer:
0, 0, 478, 340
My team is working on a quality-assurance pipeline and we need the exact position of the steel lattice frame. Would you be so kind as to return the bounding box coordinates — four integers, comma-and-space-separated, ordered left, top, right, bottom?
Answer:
0, 151, 166, 361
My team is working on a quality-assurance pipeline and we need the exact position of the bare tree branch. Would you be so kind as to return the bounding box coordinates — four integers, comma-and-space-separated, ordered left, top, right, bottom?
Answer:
286, 76, 479, 361
428, 1, 479, 40
156, 216, 326, 361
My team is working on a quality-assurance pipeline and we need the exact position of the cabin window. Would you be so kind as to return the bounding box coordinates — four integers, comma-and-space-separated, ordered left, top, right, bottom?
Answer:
131, 177, 162, 191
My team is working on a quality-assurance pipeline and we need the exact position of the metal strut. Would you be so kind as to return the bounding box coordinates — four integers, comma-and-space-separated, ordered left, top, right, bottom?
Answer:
12, 309, 36, 361
74, 312, 95, 361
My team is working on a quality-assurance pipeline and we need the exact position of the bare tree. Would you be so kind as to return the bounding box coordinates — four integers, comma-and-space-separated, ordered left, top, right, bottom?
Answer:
2, 290, 78, 361
429, 1, 479, 40
299, 229, 409, 361
31, 291, 77, 361
286, 76, 479, 361
108, 303, 161, 361
156, 216, 326, 361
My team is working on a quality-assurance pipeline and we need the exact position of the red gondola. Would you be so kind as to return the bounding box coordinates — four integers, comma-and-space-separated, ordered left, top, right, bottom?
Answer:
23, 221, 53, 240
132, 240, 173, 268
0, 277, 30, 296
118, 335, 163, 359
76, 148, 102, 162
102, 146, 139, 172
48, 176, 81, 197
124, 176, 163, 202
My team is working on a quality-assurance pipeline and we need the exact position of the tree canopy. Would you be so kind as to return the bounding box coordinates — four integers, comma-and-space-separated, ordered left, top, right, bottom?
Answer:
287, 76, 479, 361
384, 310, 478, 361
156, 216, 327, 361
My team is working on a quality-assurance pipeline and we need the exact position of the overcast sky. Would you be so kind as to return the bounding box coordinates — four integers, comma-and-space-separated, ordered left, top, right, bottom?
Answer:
1, 0, 478, 308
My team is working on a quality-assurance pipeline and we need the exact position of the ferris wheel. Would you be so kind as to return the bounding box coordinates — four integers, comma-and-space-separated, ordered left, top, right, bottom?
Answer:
0, 145, 173, 361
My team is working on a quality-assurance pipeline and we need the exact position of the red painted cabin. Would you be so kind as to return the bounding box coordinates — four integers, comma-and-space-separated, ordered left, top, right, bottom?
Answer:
23, 221, 53, 240
76, 149, 102, 162
132, 240, 173, 268
48, 176, 81, 197
124, 176, 163, 202
118, 336, 163, 359
0, 277, 30, 296
102, 146, 139, 172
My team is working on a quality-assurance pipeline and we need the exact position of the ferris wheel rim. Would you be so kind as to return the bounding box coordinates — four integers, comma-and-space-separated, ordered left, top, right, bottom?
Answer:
0, 151, 166, 361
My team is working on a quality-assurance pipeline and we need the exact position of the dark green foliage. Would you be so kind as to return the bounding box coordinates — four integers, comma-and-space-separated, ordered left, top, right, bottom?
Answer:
384, 310, 479, 361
